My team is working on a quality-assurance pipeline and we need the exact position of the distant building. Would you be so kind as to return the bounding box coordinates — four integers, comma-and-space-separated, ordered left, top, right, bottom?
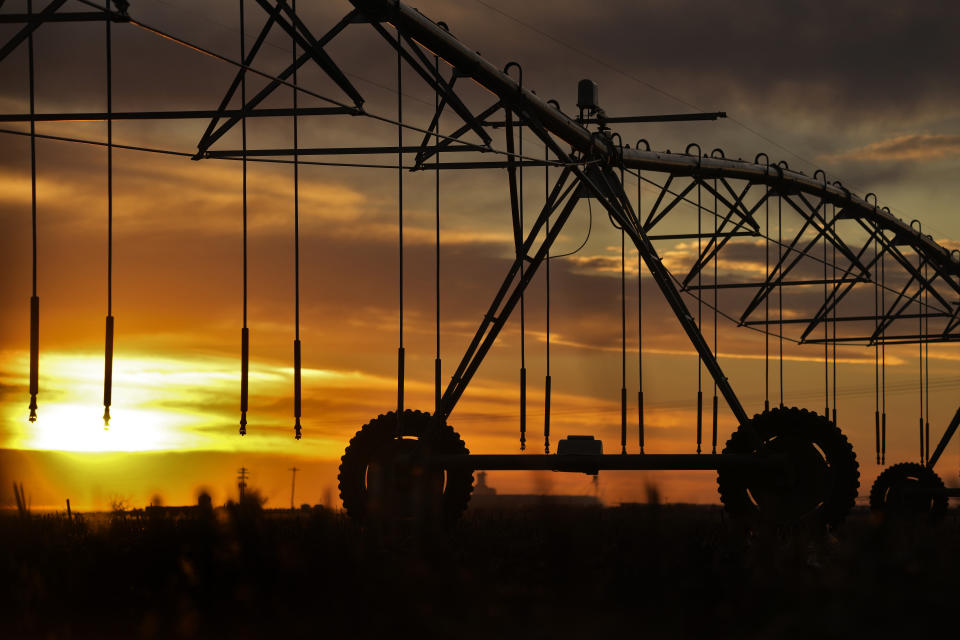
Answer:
469, 471, 601, 510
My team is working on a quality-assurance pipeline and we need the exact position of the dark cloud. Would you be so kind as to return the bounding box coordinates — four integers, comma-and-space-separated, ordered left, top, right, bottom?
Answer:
448, 0, 960, 122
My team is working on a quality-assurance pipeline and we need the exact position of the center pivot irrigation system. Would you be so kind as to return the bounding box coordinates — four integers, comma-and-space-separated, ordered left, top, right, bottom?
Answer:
7, 0, 960, 527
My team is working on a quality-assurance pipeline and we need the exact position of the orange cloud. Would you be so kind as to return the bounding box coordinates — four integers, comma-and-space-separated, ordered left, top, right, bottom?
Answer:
824, 133, 960, 162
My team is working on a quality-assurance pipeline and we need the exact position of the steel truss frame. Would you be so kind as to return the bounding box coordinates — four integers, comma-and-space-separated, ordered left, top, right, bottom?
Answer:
5, 0, 960, 475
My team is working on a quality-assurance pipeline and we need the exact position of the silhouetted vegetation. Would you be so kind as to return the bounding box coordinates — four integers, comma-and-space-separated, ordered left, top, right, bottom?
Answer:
2, 501, 957, 638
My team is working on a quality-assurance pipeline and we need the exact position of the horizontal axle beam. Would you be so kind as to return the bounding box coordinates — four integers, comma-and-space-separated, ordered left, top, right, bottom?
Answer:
430, 453, 772, 473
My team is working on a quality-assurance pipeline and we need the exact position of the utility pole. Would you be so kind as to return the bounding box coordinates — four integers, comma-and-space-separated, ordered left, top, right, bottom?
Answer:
289, 466, 299, 509
237, 466, 248, 500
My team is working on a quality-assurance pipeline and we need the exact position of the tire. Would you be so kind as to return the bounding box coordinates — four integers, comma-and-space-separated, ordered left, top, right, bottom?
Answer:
717, 406, 860, 529
869, 462, 947, 524
338, 409, 474, 526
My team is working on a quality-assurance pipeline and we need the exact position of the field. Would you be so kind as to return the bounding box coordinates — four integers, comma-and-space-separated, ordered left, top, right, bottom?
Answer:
3, 500, 958, 639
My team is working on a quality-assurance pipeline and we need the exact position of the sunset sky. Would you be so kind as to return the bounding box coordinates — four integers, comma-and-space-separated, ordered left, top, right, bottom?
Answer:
2, 0, 960, 510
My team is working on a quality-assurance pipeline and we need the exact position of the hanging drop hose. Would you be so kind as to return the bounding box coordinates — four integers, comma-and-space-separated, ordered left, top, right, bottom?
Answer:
778, 194, 784, 408
620, 226, 627, 455
27, 0, 39, 423
544, 142, 551, 455
636, 167, 644, 454
823, 205, 829, 419
696, 176, 702, 454
880, 235, 886, 464
874, 233, 880, 464
832, 203, 838, 426
238, 0, 249, 436
919, 248, 925, 464
435, 53, 442, 423
103, 0, 114, 428
924, 261, 930, 465
292, 0, 302, 440
764, 184, 770, 413
710, 172, 719, 441
396, 28, 405, 430
504, 62, 525, 451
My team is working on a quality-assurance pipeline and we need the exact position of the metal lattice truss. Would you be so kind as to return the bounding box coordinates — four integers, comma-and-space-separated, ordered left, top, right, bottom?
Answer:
4, 0, 960, 428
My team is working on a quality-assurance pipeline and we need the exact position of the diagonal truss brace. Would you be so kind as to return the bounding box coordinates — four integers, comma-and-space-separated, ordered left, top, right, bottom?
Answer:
195, 4, 360, 157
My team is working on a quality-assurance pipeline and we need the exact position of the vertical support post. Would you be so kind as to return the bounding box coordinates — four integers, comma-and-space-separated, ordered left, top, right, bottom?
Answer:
289, 466, 298, 509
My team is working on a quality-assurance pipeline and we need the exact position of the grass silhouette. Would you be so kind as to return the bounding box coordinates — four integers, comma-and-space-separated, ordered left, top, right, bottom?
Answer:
2, 499, 957, 638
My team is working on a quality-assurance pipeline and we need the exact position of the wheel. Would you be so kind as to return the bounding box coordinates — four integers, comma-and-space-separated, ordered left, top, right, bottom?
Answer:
338, 409, 474, 526
869, 462, 947, 523
717, 406, 860, 529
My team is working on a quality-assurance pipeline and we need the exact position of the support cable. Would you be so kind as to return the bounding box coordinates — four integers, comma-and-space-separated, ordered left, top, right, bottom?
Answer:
239, 0, 249, 436
27, 0, 39, 423
544, 141, 551, 454
0, 127, 418, 168
292, 0, 302, 440
102, 0, 114, 428
396, 28, 405, 429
